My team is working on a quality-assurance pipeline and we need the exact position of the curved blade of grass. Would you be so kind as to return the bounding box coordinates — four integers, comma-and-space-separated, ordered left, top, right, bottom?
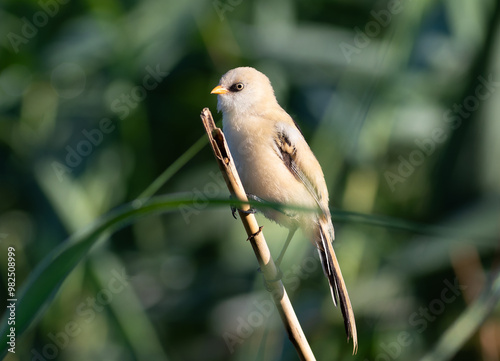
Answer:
332, 210, 497, 243
0, 194, 199, 357
135, 133, 208, 204
420, 270, 500, 361
0, 193, 314, 357
1, 191, 493, 357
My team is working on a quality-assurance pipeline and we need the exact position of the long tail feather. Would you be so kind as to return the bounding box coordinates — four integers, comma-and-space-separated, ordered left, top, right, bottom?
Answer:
317, 218, 358, 354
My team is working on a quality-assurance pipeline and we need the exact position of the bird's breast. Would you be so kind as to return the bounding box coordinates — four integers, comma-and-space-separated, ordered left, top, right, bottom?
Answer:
223, 116, 317, 227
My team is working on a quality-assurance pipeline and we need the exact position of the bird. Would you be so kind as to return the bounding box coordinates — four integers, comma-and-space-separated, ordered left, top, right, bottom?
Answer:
211, 66, 357, 353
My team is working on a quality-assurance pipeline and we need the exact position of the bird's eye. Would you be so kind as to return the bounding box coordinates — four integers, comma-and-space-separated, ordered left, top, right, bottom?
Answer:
230, 82, 245, 92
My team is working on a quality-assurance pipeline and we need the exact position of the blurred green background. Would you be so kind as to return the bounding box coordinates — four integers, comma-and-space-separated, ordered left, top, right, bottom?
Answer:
1, 0, 500, 360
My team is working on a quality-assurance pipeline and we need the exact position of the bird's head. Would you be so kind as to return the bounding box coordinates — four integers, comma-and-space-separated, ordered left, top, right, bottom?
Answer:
211, 67, 277, 116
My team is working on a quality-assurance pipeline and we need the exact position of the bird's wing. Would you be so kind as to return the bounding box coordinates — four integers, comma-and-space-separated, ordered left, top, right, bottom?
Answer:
273, 119, 358, 354
272, 121, 328, 217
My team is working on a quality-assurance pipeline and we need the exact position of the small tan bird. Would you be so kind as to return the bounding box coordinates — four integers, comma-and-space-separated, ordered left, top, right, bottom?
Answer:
211, 67, 357, 353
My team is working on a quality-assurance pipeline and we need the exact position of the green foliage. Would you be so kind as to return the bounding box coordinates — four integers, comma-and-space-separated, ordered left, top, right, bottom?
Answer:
1, 0, 500, 360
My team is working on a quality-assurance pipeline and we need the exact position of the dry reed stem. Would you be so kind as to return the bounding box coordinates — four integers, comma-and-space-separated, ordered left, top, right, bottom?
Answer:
200, 107, 316, 361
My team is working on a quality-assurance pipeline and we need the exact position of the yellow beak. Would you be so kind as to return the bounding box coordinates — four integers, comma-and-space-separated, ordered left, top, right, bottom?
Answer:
211, 85, 229, 95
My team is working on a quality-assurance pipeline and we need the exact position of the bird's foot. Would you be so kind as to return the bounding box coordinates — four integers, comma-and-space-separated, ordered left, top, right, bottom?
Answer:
230, 196, 257, 219
258, 265, 283, 292
246, 226, 263, 241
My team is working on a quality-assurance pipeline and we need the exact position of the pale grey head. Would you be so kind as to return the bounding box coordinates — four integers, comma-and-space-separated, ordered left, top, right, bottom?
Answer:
211, 67, 277, 116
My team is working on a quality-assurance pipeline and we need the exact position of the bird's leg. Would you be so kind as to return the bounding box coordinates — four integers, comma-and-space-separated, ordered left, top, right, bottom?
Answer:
239, 208, 256, 215
258, 264, 283, 292
243, 194, 263, 214
246, 226, 263, 241
275, 227, 297, 268
257, 226, 297, 291
230, 194, 259, 219
229, 195, 240, 219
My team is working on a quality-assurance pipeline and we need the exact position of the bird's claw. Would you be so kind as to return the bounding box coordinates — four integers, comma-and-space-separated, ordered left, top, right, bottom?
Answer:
230, 196, 256, 219
240, 207, 256, 215
246, 226, 263, 241
257, 265, 283, 291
